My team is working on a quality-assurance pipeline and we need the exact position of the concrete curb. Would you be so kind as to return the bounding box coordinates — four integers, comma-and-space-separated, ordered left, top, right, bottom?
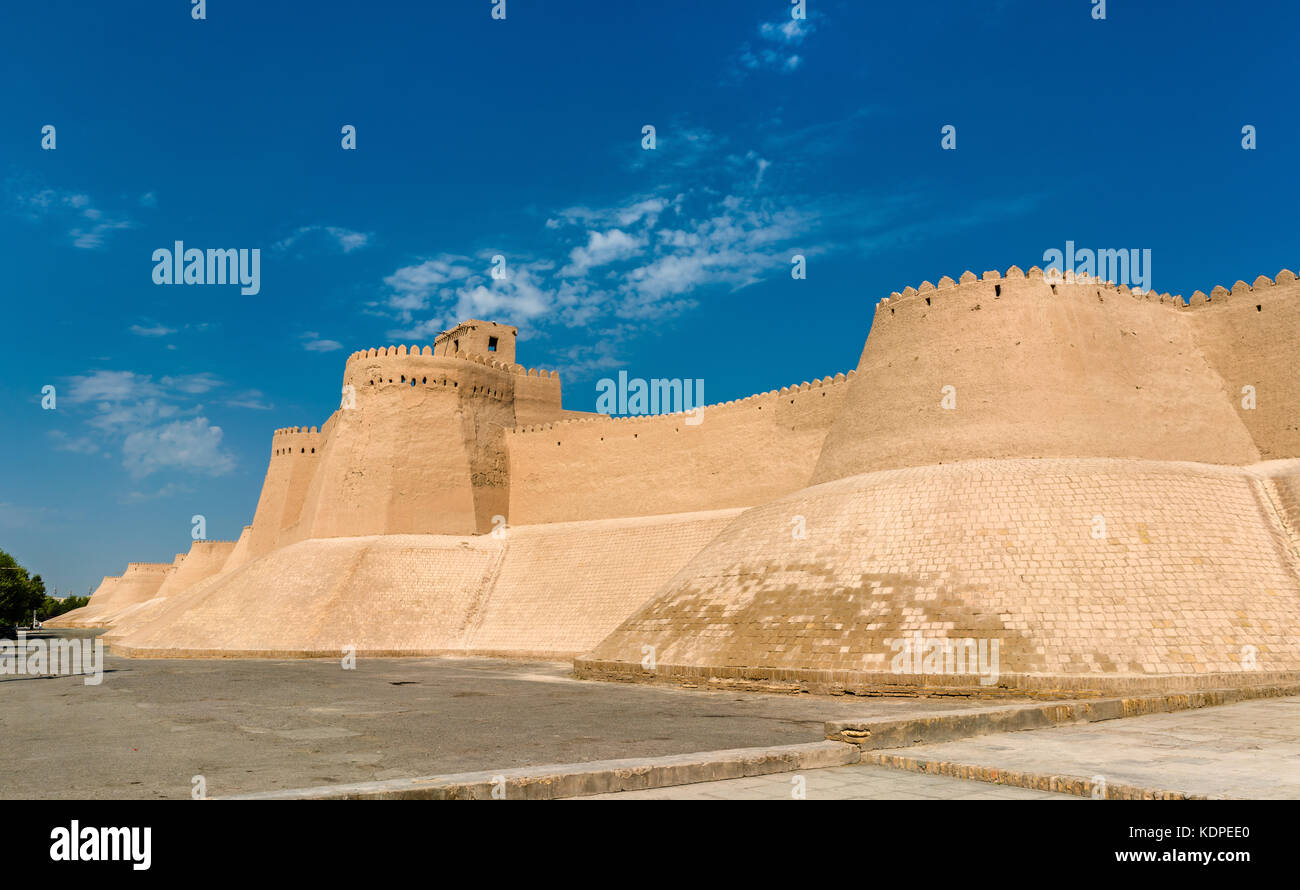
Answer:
824, 682, 1300, 748
214, 740, 861, 800
860, 752, 1210, 800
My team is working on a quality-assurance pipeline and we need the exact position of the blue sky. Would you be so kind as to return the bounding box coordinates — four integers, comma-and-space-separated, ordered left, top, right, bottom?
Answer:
2, 0, 1297, 596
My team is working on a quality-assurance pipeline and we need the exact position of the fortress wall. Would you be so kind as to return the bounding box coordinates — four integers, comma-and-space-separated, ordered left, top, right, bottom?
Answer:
1183, 271, 1300, 461
246, 427, 322, 559
42, 574, 122, 627
49, 562, 174, 629
152, 540, 238, 600
219, 526, 254, 573
579, 458, 1300, 695
110, 536, 502, 655
292, 349, 525, 538
511, 368, 564, 427
504, 373, 854, 525
463, 509, 744, 655
96, 540, 240, 641
811, 268, 1260, 484
109, 509, 742, 658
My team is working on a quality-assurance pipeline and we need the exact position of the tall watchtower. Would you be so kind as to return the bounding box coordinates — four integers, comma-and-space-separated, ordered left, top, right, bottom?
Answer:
434, 320, 518, 364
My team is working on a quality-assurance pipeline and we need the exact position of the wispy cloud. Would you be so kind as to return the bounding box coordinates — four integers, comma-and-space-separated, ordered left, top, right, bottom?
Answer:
222, 390, 273, 411
47, 430, 101, 455
732, 13, 816, 78
6, 179, 138, 249
59, 369, 249, 478
121, 419, 233, 478
122, 482, 193, 504
275, 225, 372, 254
129, 322, 176, 338
301, 332, 343, 352
374, 97, 1038, 374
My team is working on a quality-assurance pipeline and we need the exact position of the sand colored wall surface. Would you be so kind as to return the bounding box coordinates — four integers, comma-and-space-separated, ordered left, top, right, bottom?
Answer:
579, 458, 1300, 695
463, 510, 743, 655
273, 348, 566, 540
97, 540, 238, 640
506, 374, 853, 524
109, 510, 741, 658
82, 270, 1300, 688
812, 268, 1262, 484
1183, 271, 1300, 461
42, 575, 121, 628
45, 561, 173, 629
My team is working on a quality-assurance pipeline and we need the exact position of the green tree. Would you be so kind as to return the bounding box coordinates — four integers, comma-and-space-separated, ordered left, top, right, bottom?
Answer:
38, 594, 89, 620
0, 549, 47, 625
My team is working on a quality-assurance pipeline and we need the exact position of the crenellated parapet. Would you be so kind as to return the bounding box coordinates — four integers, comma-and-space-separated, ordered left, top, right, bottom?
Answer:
1183, 269, 1297, 309
507, 371, 856, 436
344, 344, 558, 379
271, 425, 322, 457
873, 265, 1298, 321
340, 345, 562, 410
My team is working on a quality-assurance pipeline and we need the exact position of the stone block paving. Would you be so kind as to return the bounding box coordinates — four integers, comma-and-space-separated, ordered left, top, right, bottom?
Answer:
866, 696, 1300, 799
571, 764, 1076, 800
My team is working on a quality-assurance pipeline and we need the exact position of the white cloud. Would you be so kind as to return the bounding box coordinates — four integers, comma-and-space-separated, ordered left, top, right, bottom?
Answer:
122, 418, 234, 479
223, 390, 273, 411
160, 373, 222, 395
129, 323, 176, 338
8, 182, 134, 249
381, 255, 474, 320
561, 229, 645, 277
734, 15, 816, 77
66, 370, 161, 405
59, 369, 249, 478
123, 482, 192, 503
47, 430, 100, 455
275, 225, 373, 254
301, 332, 343, 352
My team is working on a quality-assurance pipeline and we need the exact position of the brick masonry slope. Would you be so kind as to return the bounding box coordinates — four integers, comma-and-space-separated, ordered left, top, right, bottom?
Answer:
579, 458, 1300, 695
109, 510, 742, 658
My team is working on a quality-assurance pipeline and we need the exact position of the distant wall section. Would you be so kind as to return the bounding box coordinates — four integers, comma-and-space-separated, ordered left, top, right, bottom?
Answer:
505, 373, 854, 524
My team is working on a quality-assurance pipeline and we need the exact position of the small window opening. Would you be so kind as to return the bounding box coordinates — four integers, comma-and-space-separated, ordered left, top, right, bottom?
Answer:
925, 297, 931, 306
1257, 304, 1262, 312
488, 336, 499, 352
454, 339, 460, 352
995, 285, 1001, 297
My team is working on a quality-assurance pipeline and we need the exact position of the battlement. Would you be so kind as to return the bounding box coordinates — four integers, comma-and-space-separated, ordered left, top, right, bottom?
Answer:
509, 371, 856, 435
271, 425, 321, 457
344, 344, 558, 379
873, 264, 1298, 319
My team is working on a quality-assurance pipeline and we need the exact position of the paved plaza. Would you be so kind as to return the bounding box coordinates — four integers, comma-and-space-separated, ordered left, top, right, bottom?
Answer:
3, 633, 1296, 800
863, 696, 1300, 800
0, 635, 990, 800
